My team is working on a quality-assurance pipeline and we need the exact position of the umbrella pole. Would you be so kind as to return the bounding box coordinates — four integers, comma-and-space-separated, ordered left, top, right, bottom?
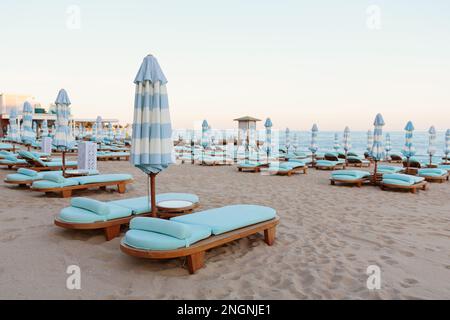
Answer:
149, 173, 157, 218
373, 160, 378, 185
62, 150, 66, 176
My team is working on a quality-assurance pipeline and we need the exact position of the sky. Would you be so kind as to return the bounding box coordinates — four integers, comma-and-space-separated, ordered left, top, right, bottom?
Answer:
1, 0, 450, 131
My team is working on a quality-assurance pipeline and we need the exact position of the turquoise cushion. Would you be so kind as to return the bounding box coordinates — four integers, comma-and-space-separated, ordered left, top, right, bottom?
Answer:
438, 165, 450, 170
331, 170, 370, 179
377, 165, 403, 174
17, 168, 38, 176
238, 161, 263, 167
172, 204, 276, 235
71, 197, 110, 215
124, 224, 211, 250
59, 203, 132, 223
72, 174, 132, 185
383, 173, 424, 185
418, 168, 447, 176
32, 178, 79, 189
316, 160, 339, 166
130, 217, 192, 239
5, 172, 45, 182
42, 160, 77, 167
287, 159, 306, 165
109, 193, 200, 214
43, 173, 66, 183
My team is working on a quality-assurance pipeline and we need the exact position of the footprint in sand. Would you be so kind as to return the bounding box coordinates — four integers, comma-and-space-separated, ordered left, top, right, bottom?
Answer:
400, 278, 419, 288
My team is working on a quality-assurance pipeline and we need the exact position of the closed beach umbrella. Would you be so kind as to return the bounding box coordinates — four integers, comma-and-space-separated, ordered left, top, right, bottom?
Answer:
21, 101, 36, 146
309, 124, 318, 165
107, 122, 114, 142
131, 54, 173, 217
96, 116, 103, 143
333, 133, 340, 152
264, 118, 272, 159
401, 121, 415, 168
285, 128, 290, 154
53, 89, 72, 175
370, 113, 385, 183
343, 127, 351, 153
41, 119, 49, 137
92, 122, 97, 141
427, 126, 436, 165
444, 129, 450, 162
366, 130, 373, 154
201, 120, 209, 149
385, 133, 391, 159
8, 108, 20, 143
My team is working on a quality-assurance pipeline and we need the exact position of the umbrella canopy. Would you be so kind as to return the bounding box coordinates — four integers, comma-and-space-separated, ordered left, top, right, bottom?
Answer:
370, 113, 385, 161
343, 126, 351, 152
366, 130, 373, 153
401, 121, 415, 158
285, 128, 290, 153
264, 118, 272, 157
53, 89, 72, 150
8, 108, 20, 142
21, 101, 36, 145
385, 133, 391, 153
309, 124, 318, 153
427, 126, 436, 157
444, 129, 450, 157
333, 133, 340, 151
131, 54, 173, 174
41, 119, 49, 137
201, 120, 209, 149
96, 116, 103, 143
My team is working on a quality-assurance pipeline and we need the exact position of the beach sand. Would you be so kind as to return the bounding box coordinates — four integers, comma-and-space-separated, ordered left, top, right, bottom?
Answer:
1, 158, 449, 299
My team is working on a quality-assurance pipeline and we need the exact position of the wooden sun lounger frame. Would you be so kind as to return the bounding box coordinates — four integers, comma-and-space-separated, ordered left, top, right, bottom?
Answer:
120, 217, 280, 274
268, 165, 307, 176
32, 179, 133, 198
388, 155, 403, 163
380, 180, 428, 193
237, 163, 269, 173
346, 159, 371, 168
315, 163, 345, 170
97, 154, 130, 161
54, 202, 199, 240
419, 173, 449, 183
330, 176, 370, 187
4, 178, 35, 187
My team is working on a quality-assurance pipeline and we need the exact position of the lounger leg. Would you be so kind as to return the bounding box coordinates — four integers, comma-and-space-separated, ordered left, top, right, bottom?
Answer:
411, 188, 416, 194
117, 183, 126, 193
100, 186, 107, 190
187, 251, 205, 274
61, 190, 72, 198
104, 225, 121, 241
357, 182, 362, 188
330, 180, 335, 185
264, 227, 276, 246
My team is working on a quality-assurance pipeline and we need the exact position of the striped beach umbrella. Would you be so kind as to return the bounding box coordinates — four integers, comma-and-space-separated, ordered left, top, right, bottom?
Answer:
427, 126, 436, 165
309, 124, 318, 165
131, 54, 173, 217
384, 133, 391, 157
264, 118, 272, 159
201, 119, 209, 151
53, 89, 73, 174
8, 108, 20, 143
96, 116, 103, 143
401, 121, 415, 167
285, 128, 290, 154
333, 133, 340, 151
370, 113, 385, 182
444, 129, 450, 161
366, 130, 373, 153
41, 119, 49, 137
343, 127, 351, 153
21, 101, 36, 146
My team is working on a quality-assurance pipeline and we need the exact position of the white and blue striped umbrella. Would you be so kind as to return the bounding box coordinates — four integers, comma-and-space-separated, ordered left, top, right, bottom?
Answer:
444, 129, 450, 158
131, 54, 173, 174
427, 126, 436, 157
343, 126, 351, 152
96, 116, 103, 143
285, 128, 290, 153
92, 122, 97, 141
50, 124, 56, 138
201, 120, 209, 149
264, 118, 272, 156
53, 89, 73, 150
309, 124, 318, 153
370, 113, 385, 161
401, 121, 415, 158
41, 119, 49, 137
333, 133, 340, 151
366, 130, 373, 153
8, 108, 20, 142
385, 133, 391, 154
32, 121, 37, 137
21, 101, 36, 145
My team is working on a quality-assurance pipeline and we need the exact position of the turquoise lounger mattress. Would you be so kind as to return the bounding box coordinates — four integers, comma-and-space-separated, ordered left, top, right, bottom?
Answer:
32, 173, 132, 190
331, 170, 370, 180
418, 168, 447, 177
382, 173, 425, 186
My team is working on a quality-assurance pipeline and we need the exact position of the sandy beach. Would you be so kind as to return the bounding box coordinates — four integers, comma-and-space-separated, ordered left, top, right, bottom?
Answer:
1, 158, 449, 300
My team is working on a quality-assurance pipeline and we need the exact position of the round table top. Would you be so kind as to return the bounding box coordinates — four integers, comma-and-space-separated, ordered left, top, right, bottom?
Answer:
157, 200, 194, 210
64, 170, 98, 177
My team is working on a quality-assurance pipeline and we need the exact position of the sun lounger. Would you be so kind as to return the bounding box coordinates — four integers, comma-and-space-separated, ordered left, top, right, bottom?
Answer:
330, 170, 371, 187
438, 164, 450, 171
380, 173, 428, 193
346, 156, 371, 167
377, 165, 404, 174
0, 143, 14, 151
417, 168, 449, 183
120, 204, 279, 274
315, 159, 345, 170
0, 154, 28, 169
17, 150, 77, 171
54, 193, 200, 240
4, 168, 99, 187
97, 151, 130, 161
263, 161, 307, 176
237, 161, 268, 172
388, 154, 403, 163
31, 173, 133, 197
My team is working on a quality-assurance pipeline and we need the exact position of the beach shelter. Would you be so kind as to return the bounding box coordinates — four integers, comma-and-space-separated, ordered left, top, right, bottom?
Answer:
53, 89, 73, 175
309, 124, 318, 165
370, 113, 385, 183
385, 133, 391, 159
401, 121, 415, 168
285, 128, 290, 154
427, 126, 436, 165
41, 119, 49, 137
131, 54, 173, 217
21, 101, 36, 147
264, 118, 272, 160
333, 133, 340, 152
444, 129, 450, 162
